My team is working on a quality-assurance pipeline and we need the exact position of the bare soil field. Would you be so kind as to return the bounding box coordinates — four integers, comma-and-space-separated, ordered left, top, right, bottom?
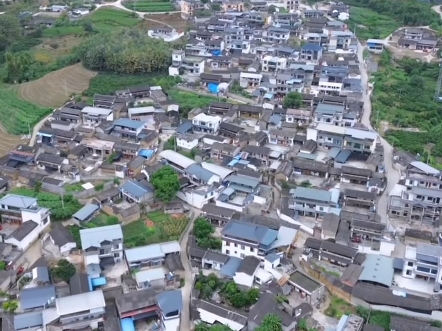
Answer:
140, 13, 190, 31
18, 63, 97, 108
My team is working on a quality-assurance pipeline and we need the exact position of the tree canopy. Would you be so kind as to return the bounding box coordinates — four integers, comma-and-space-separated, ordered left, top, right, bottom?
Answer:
76, 28, 173, 74
256, 314, 283, 331
151, 166, 180, 202
193, 217, 222, 250
283, 92, 302, 108
343, 0, 441, 26
51, 259, 76, 283
0, 15, 22, 54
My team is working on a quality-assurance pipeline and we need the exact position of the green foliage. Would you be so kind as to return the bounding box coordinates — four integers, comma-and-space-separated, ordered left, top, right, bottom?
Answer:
0, 261, 6, 270
431, 321, 442, 328
84, 8, 140, 33
374, 53, 442, 157
68, 225, 82, 248
151, 166, 180, 202
94, 183, 104, 191
11, 188, 82, 220
283, 92, 302, 108
0, 88, 51, 135
299, 180, 312, 188
195, 273, 221, 299
85, 73, 180, 96
2, 300, 18, 313
123, 0, 175, 12
220, 282, 260, 308
325, 296, 356, 319
123, 220, 156, 248
356, 307, 391, 331
342, 0, 441, 26
113, 178, 121, 185
195, 323, 232, 331
211, 3, 221, 10
84, 214, 119, 228
0, 14, 22, 54
193, 217, 222, 250
51, 259, 76, 283
168, 90, 223, 118
255, 314, 282, 331
298, 318, 308, 331
348, 6, 400, 40
77, 28, 173, 74
163, 136, 176, 151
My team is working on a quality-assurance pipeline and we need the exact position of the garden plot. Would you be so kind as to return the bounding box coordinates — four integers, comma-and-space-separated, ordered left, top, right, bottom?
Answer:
123, 210, 188, 247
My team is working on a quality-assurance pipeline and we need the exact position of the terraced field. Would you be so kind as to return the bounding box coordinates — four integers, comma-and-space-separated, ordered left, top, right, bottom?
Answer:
18, 63, 97, 108
0, 123, 29, 156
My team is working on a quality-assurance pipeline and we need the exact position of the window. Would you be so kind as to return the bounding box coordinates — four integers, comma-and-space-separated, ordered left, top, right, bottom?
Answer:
226, 242, 230, 246
241, 245, 245, 250
113, 253, 119, 257
240, 253, 245, 258
113, 244, 119, 249
226, 250, 230, 255
407, 261, 413, 267
250, 247, 254, 252
234, 243, 238, 247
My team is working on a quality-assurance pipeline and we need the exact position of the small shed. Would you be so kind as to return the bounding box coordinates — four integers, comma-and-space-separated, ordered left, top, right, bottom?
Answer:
73, 204, 100, 223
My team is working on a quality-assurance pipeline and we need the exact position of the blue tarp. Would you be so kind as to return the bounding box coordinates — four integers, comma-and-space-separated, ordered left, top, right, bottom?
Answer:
211, 50, 222, 56
208, 83, 219, 94
91, 277, 107, 288
139, 149, 155, 159
121, 319, 135, 331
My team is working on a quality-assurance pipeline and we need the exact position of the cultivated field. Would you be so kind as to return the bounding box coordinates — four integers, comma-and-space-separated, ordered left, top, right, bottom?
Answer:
140, 13, 189, 31
0, 123, 29, 156
18, 63, 97, 108
123, 0, 176, 12
32, 36, 83, 64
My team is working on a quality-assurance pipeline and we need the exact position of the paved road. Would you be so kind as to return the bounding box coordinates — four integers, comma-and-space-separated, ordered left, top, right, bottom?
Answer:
357, 42, 401, 228
179, 208, 201, 331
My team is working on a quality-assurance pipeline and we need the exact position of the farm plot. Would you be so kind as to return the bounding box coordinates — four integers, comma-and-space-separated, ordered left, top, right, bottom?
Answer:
84, 7, 141, 32
0, 87, 52, 136
123, 211, 188, 248
18, 63, 97, 108
32, 36, 83, 65
0, 116, 29, 156
140, 13, 189, 31
123, 0, 175, 12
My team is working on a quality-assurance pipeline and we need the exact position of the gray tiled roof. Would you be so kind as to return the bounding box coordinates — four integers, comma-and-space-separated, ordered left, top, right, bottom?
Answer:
80, 224, 122, 250
0, 194, 37, 209
20, 285, 56, 310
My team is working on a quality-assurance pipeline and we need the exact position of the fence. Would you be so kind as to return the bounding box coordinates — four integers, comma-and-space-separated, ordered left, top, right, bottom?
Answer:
73, 181, 114, 199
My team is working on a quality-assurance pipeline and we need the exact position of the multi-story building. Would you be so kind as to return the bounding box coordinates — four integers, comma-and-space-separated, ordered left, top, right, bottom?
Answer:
402, 243, 442, 285
405, 161, 441, 190
169, 51, 205, 76
261, 56, 287, 72
80, 225, 124, 278
264, 27, 290, 44
288, 187, 339, 218
180, 0, 205, 16
388, 185, 442, 227
81, 106, 114, 124
314, 103, 345, 126
240, 72, 263, 88
192, 113, 222, 134
268, 128, 297, 146
221, 220, 298, 260
267, 73, 304, 97
0, 194, 50, 224
300, 43, 323, 63
306, 123, 378, 154
328, 31, 355, 52
112, 118, 145, 139
284, 0, 299, 11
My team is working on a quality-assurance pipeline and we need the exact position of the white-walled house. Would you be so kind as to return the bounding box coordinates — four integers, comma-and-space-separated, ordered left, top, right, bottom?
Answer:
48, 223, 77, 256
192, 113, 222, 134
0, 194, 51, 251
176, 186, 219, 209
176, 134, 199, 150
233, 256, 260, 287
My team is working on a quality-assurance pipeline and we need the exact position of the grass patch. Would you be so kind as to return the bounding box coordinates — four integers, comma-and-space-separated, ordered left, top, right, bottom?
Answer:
348, 6, 400, 40
0, 88, 52, 135
84, 8, 140, 33
42, 26, 85, 38
84, 73, 180, 96
123, 211, 188, 248
68, 225, 82, 248
84, 213, 119, 228
122, 0, 175, 12
65, 183, 85, 193
325, 296, 356, 319
168, 89, 224, 117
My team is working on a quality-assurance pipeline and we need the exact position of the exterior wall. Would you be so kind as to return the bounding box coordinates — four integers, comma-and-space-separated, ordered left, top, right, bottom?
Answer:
5, 221, 45, 251
60, 242, 77, 255
198, 309, 245, 331
222, 238, 258, 259
215, 200, 244, 213
177, 138, 199, 150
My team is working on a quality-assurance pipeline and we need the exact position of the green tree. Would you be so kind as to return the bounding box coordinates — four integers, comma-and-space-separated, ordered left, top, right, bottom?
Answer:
83, 20, 94, 32
268, 5, 276, 13
0, 14, 22, 53
298, 318, 308, 331
193, 218, 222, 249
34, 181, 42, 193
51, 259, 76, 283
299, 180, 311, 188
256, 314, 283, 331
283, 92, 302, 108
151, 166, 180, 202
2, 301, 18, 313
5, 51, 32, 83
0, 261, 6, 270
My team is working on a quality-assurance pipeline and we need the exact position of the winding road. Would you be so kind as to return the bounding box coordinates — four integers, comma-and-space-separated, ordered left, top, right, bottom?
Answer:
357, 42, 401, 229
